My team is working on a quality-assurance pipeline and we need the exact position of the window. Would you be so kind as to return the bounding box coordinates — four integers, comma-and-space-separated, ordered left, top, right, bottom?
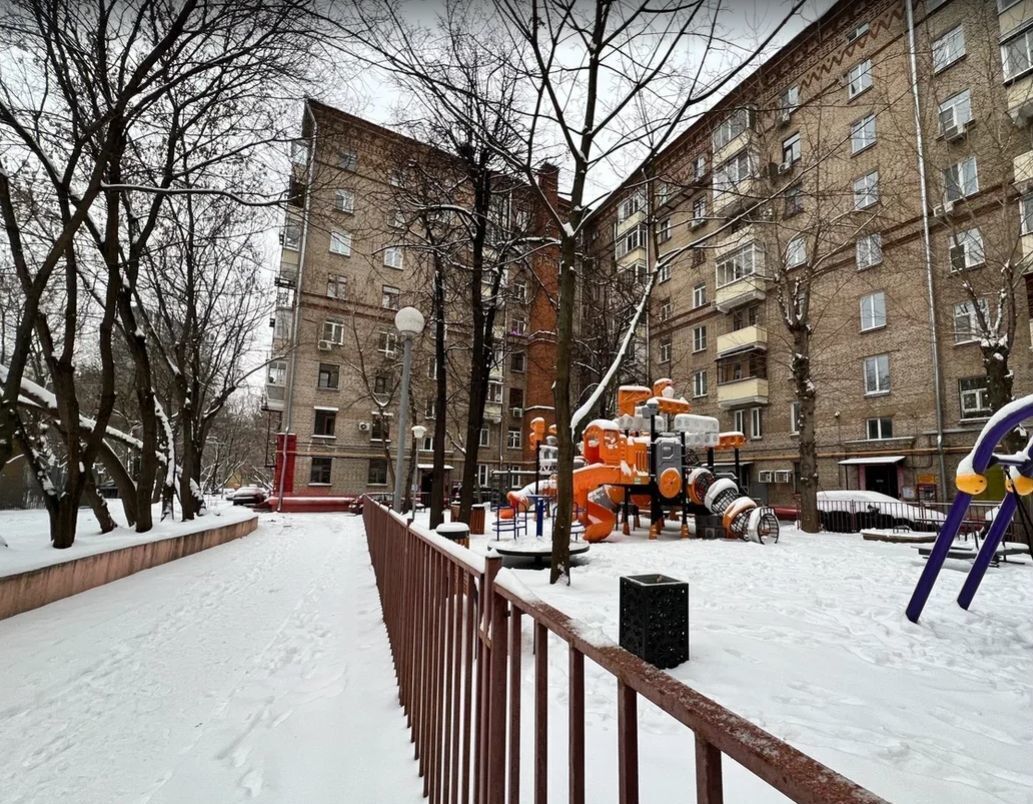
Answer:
692, 326, 707, 352
658, 262, 671, 283
713, 151, 752, 195
851, 114, 877, 153
339, 150, 358, 171
938, 90, 972, 134
853, 171, 879, 209
513, 280, 528, 303
283, 216, 302, 250
335, 189, 355, 213
327, 273, 347, 299
860, 291, 886, 331
784, 183, 803, 215
716, 243, 760, 287
863, 354, 890, 395
1002, 28, 1033, 80
476, 465, 491, 487
785, 236, 807, 268
949, 228, 984, 271
510, 388, 524, 408
733, 409, 746, 435
731, 305, 759, 331
692, 370, 708, 398
933, 25, 965, 72
371, 415, 390, 441
655, 182, 670, 208
424, 400, 435, 419
273, 309, 292, 340
479, 428, 490, 447
384, 247, 403, 269
381, 285, 400, 309
1022, 194, 1033, 235
487, 381, 503, 404
692, 283, 707, 309
329, 230, 352, 256
616, 226, 646, 259
378, 330, 398, 356
750, 407, 763, 440
953, 299, 988, 343
691, 196, 707, 225
374, 373, 390, 397
790, 401, 801, 435
507, 428, 522, 449
692, 247, 705, 267
856, 233, 883, 269
847, 22, 869, 42
846, 59, 873, 98
317, 363, 340, 390
959, 377, 991, 419
782, 132, 801, 165
866, 417, 894, 440
693, 154, 708, 179
998, 0, 1022, 11
658, 217, 672, 243
267, 360, 287, 386
420, 435, 434, 452
618, 193, 643, 222
510, 317, 527, 336
712, 108, 752, 150
310, 456, 332, 485
367, 458, 388, 486
291, 139, 309, 165
321, 319, 345, 345
511, 351, 526, 372
779, 85, 800, 115
659, 298, 672, 322
390, 209, 406, 229
659, 336, 672, 363
943, 156, 978, 202
313, 408, 336, 437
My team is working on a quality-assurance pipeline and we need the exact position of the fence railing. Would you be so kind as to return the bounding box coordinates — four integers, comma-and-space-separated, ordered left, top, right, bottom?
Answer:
363, 499, 885, 804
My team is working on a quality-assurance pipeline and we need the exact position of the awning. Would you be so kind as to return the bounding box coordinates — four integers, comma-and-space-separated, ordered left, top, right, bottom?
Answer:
417, 463, 454, 471
839, 456, 905, 466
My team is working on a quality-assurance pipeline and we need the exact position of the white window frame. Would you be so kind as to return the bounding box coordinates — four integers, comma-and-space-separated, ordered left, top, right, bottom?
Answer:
378, 330, 398, 356
712, 108, 751, 150
267, 360, 287, 386
938, 90, 972, 134
658, 261, 671, 283
322, 319, 346, 345
507, 428, 522, 449
782, 132, 801, 165
932, 25, 965, 72
335, 189, 355, 213
659, 337, 672, 364
1020, 194, 1033, 235
384, 246, 404, 270
1002, 28, 1033, 81
853, 171, 880, 210
692, 325, 707, 353
692, 283, 707, 309
953, 299, 988, 344
339, 150, 358, 171
943, 156, 978, 202
948, 228, 984, 271
716, 243, 760, 287
790, 401, 801, 435
866, 417, 894, 440
860, 291, 886, 332
381, 285, 400, 309
850, 114, 877, 154
750, 407, 763, 440
959, 377, 992, 419
329, 230, 352, 256
863, 354, 890, 396
283, 217, 302, 251
327, 273, 347, 299
692, 370, 707, 398
733, 409, 746, 435
785, 236, 807, 268
487, 381, 503, 404
273, 309, 292, 340
659, 299, 672, 322
856, 233, 883, 269
479, 428, 490, 448
846, 59, 873, 98
713, 150, 752, 195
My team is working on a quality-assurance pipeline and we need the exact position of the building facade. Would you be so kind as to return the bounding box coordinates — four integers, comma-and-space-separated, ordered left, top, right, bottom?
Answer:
266, 101, 560, 498
584, 0, 1033, 505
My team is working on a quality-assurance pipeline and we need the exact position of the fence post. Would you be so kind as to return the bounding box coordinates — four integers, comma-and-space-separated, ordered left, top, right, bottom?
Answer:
695, 734, 723, 804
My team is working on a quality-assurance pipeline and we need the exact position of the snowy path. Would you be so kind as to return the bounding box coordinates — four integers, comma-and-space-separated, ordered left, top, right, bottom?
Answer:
0, 513, 422, 804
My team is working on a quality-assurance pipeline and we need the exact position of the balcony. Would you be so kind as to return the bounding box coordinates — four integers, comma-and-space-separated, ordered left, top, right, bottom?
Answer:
616, 244, 646, 268
712, 127, 753, 167
712, 175, 756, 217
717, 377, 769, 409
264, 384, 286, 412
615, 208, 645, 236
716, 325, 767, 357
1007, 74, 1033, 123
715, 273, 770, 312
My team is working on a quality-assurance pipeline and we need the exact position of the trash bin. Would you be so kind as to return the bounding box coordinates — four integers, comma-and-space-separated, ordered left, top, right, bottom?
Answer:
450, 503, 461, 522
619, 574, 689, 668
469, 503, 488, 535
436, 522, 470, 548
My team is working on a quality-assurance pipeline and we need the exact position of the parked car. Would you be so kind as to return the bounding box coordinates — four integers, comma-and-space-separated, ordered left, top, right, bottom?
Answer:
816, 490, 947, 532
231, 485, 268, 507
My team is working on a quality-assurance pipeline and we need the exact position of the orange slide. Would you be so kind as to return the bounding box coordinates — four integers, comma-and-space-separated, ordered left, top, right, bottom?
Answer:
573, 463, 625, 542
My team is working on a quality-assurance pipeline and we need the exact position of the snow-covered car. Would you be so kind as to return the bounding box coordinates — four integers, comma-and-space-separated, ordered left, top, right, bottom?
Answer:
816, 490, 947, 532
231, 485, 268, 507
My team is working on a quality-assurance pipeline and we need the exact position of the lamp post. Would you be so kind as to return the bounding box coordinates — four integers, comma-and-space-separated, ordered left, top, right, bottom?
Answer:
406, 424, 427, 512
392, 306, 426, 510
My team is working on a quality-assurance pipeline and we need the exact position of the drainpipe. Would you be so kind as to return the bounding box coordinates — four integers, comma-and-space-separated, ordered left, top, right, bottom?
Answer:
905, 0, 948, 501
277, 100, 317, 511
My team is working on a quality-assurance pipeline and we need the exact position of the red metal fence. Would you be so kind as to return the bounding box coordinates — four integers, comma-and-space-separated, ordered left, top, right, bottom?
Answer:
363, 499, 885, 804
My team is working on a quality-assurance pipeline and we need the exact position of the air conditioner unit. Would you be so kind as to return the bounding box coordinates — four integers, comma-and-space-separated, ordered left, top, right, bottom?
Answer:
318, 339, 333, 351
774, 469, 793, 484
933, 200, 954, 218
943, 122, 967, 142
358, 421, 371, 432
777, 109, 791, 126
757, 469, 773, 483
510, 406, 523, 418
777, 160, 792, 175
690, 217, 705, 229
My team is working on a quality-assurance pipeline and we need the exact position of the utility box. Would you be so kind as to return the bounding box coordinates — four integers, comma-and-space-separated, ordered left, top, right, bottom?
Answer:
619, 574, 689, 669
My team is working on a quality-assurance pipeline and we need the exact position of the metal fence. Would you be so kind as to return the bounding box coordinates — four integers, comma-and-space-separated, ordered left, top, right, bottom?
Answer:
363, 499, 884, 804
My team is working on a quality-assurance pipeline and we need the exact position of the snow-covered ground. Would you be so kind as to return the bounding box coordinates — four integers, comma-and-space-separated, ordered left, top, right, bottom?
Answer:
0, 500, 256, 578
0, 511, 423, 803
411, 509, 1033, 803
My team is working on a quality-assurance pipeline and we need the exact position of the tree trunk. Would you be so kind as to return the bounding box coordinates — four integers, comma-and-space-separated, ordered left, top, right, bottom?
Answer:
84, 472, 117, 533
50, 494, 80, 549
180, 416, 196, 521
96, 441, 138, 526
430, 263, 448, 529
549, 236, 578, 583
983, 344, 1021, 451
792, 333, 820, 533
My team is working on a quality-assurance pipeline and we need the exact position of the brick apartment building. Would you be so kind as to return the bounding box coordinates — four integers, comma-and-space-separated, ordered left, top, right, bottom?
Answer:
265, 100, 560, 498
584, 0, 1033, 506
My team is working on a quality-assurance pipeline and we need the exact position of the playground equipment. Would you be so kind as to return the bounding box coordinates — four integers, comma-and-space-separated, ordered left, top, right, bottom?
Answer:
507, 379, 779, 544
906, 393, 1033, 623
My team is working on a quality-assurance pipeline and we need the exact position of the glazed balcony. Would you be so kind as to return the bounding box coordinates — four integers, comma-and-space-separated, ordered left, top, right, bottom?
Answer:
716, 325, 768, 357
714, 273, 770, 312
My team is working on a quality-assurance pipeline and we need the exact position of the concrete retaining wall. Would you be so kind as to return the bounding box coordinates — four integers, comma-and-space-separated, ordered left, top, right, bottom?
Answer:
0, 514, 258, 621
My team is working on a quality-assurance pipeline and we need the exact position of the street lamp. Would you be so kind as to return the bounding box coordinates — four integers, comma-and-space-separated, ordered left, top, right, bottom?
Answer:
406, 424, 428, 512
392, 306, 426, 510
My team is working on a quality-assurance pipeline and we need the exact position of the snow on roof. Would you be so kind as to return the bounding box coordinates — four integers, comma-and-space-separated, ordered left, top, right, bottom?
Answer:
838, 456, 906, 466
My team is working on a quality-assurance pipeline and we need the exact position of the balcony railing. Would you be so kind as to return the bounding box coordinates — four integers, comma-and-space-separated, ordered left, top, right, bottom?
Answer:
717, 377, 769, 408
714, 273, 770, 312
717, 324, 767, 357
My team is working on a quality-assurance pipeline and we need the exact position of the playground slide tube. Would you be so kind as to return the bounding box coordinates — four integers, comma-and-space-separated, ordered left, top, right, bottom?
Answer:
957, 491, 1018, 611
906, 396, 1033, 623
573, 464, 625, 542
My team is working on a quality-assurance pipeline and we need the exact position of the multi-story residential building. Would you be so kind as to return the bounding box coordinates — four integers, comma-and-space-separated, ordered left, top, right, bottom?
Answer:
266, 100, 560, 499
584, 0, 1033, 506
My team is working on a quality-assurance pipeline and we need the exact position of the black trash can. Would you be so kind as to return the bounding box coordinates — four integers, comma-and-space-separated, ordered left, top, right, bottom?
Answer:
436, 522, 470, 548
619, 574, 689, 668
